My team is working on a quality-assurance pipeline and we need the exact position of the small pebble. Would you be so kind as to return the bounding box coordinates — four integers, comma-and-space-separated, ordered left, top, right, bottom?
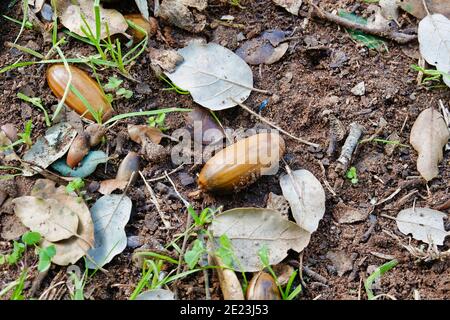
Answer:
40, 3, 54, 22
351, 81, 365, 96
178, 172, 195, 186
127, 236, 143, 249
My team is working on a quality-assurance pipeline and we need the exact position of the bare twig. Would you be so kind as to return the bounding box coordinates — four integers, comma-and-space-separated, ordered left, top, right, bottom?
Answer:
336, 122, 364, 173
231, 98, 320, 148
303, 266, 328, 284
139, 171, 171, 229
308, 1, 417, 44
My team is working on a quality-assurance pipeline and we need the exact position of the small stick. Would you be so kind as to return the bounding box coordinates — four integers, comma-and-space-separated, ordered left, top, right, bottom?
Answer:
336, 122, 364, 173
302, 266, 328, 284
139, 171, 171, 229
307, 1, 417, 44
231, 98, 320, 148
375, 187, 402, 206
298, 253, 308, 289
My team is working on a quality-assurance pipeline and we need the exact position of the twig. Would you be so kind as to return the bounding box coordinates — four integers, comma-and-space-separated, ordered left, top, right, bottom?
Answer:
203, 269, 211, 300
303, 266, 328, 284
308, 1, 417, 44
298, 253, 308, 289
336, 122, 364, 173
374, 187, 402, 206
231, 99, 320, 148
139, 171, 171, 229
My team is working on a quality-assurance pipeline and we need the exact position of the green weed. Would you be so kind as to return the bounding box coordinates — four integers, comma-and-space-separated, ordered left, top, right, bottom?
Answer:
346, 166, 359, 184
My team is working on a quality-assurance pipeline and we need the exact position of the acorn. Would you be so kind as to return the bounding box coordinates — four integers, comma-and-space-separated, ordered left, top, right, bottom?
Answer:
66, 133, 90, 168
246, 272, 281, 300
116, 152, 140, 182
124, 14, 158, 42
46, 64, 113, 121
198, 132, 285, 193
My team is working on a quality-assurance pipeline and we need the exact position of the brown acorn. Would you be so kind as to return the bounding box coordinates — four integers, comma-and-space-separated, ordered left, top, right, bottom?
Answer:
66, 133, 90, 168
124, 14, 157, 42
246, 272, 281, 300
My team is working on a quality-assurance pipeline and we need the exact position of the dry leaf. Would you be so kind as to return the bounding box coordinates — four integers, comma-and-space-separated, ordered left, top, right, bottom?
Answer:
185, 106, 225, 145
279, 169, 326, 233
379, 0, 399, 20
158, 0, 206, 33
236, 30, 289, 65
149, 48, 184, 74
13, 197, 79, 242
56, 0, 128, 39
326, 250, 353, 276
22, 122, 77, 176
135, 0, 149, 20
0, 131, 20, 162
86, 194, 132, 269
418, 14, 450, 87
410, 108, 449, 181
165, 42, 254, 110
210, 208, 311, 272
128, 124, 163, 144
136, 289, 176, 300
272, 0, 302, 15
398, 0, 450, 19
396, 207, 449, 245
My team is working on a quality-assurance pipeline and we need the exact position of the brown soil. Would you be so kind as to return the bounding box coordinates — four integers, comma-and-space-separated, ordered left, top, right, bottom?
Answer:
1, 0, 449, 300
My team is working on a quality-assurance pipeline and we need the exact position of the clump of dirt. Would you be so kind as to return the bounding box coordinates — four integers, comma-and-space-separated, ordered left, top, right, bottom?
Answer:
0, 0, 449, 300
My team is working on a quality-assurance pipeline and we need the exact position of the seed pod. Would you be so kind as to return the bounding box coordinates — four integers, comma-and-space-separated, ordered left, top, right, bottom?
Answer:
66, 133, 90, 168
116, 152, 140, 182
85, 123, 106, 147
198, 132, 285, 193
246, 272, 281, 300
124, 14, 157, 41
46, 64, 113, 121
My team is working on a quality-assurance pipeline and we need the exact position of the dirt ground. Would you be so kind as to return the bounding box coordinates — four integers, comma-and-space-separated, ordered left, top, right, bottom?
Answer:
1, 0, 449, 300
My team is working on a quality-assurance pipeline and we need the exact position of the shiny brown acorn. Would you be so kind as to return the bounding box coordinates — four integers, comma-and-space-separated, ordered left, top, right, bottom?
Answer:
116, 152, 140, 182
46, 64, 113, 121
198, 132, 285, 193
124, 14, 157, 42
66, 133, 90, 168
246, 272, 281, 300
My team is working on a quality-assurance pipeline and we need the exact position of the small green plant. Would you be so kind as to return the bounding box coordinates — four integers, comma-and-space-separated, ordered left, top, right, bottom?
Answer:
0, 120, 33, 152
346, 166, 359, 184
365, 259, 398, 300
159, 74, 190, 95
2, 15, 33, 29
147, 113, 169, 132
258, 246, 302, 300
411, 64, 450, 86
68, 269, 88, 300
17, 93, 51, 127
229, 0, 245, 8
66, 177, 85, 194
104, 76, 133, 102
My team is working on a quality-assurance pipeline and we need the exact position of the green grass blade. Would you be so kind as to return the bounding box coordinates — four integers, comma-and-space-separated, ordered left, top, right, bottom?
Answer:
364, 259, 398, 300
103, 108, 192, 126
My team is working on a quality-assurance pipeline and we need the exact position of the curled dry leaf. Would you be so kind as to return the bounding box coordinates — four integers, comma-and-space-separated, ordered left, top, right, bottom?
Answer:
272, 0, 302, 16
410, 108, 449, 181
17, 179, 94, 265
99, 152, 140, 195
86, 194, 132, 269
279, 169, 326, 233
22, 122, 77, 176
149, 47, 184, 74
185, 106, 224, 145
209, 253, 244, 300
398, 0, 450, 19
165, 42, 254, 110
396, 207, 449, 245
418, 14, 450, 87
236, 30, 289, 65
158, 0, 206, 33
55, 0, 128, 39
128, 124, 163, 144
52, 150, 109, 178
210, 208, 311, 272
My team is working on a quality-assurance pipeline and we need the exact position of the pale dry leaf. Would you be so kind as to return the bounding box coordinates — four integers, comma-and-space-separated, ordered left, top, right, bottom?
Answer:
86, 194, 132, 269
135, 0, 149, 20
56, 0, 128, 39
13, 196, 79, 242
410, 108, 449, 181
22, 122, 77, 176
279, 169, 326, 233
99, 179, 128, 195
418, 14, 450, 87
149, 47, 184, 73
397, 0, 450, 19
236, 30, 289, 65
209, 208, 311, 272
136, 289, 176, 300
272, 0, 302, 16
396, 207, 449, 245
128, 124, 163, 144
165, 42, 254, 110
158, 0, 206, 33
380, 0, 399, 20
24, 179, 94, 266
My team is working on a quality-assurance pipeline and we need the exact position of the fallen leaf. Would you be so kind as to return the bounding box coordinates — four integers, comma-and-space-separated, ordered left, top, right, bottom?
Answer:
418, 14, 450, 87
51, 150, 109, 178
0, 214, 28, 240
128, 124, 163, 144
86, 194, 132, 269
236, 30, 289, 65
266, 192, 290, 218
22, 122, 77, 176
135, 0, 149, 20
56, 0, 128, 39
149, 48, 184, 74
136, 289, 176, 300
21, 179, 94, 265
98, 179, 128, 195
165, 42, 254, 110
209, 208, 311, 272
13, 196, 79, 242
379, 0, 399, 20
410, 108, 449, 181
332, 203, 368, 224
185, 106, 224, 145
272, 0, 302, 15
0, 131, 20, 162
326, 250, 353, 276
279, 169, 326, 233
396, 207, 449, 245
398, 0, 450, 19
158, 0, 206, 33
